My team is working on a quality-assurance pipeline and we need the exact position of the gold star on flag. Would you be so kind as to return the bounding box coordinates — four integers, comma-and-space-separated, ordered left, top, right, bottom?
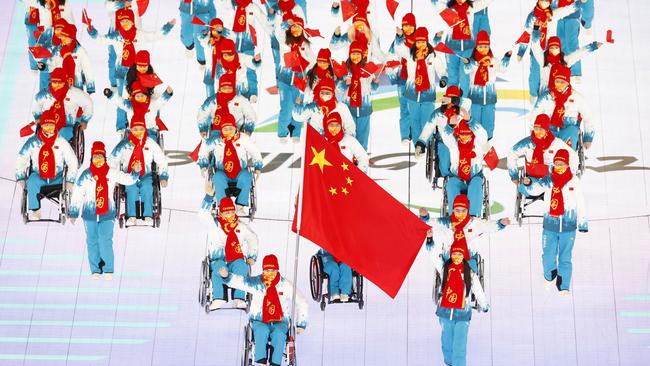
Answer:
329, 187, 338, 195
346, 177, 353, 185
309, 146, 333, 173
341, 187, 349, 195
341, 162, 349, 171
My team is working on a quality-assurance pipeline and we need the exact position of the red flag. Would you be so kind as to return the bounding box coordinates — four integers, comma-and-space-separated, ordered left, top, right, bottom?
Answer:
249, 25, 257, 46
361, 62, 381, 77
189, 141, 202, 162
483, 146, 499, 170
33, 26, 45, 40
29, 46, 52, 59
386, 0, 399, 19
433, 42, 455, 55
192, 16, 206, 26
139, 73, 163, 88
606, 29, 615, 44
304, 28, 323, 38
515, 31, 530, 44
20, 122, 36, 137
76, 107, 83, 119
439, 8, 461, 27
293, 75, 307, 91
266, 85, 279, 95
292, 125, 431, 298
340, 0, 356, 22
332, 59, 348, 78
81, 9, 90, 27
384, 60, 402, 68
155, 116, 168, 131
136, 0, 149, 16
283, 50, 309, 71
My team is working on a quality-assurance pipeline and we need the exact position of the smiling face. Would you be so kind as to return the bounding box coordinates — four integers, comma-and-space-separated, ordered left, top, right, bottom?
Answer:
290, 24, 303, 37
451, 251, 464, 265
554, 78, 569, 93
350, 52, 362, 64
41, 122, 56, 136
533, 126, 547, 139
327, 121, 342, 136
91, 154, 106, 168
218, 209, 236, 223
403, 25, 415, 36
262, 269, 278, 285
538, 0, 550, 9
553, 160, 568, 175
120, 19, 134, 32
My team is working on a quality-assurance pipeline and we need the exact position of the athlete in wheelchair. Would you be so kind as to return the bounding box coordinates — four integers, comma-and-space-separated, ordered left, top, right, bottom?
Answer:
218, 255, 307, 366
16, 110, 78, 223
508, 114, 578, 225
309, 249, 364, 311
109, 116, 168, 227
199, 114, 263, 217
198, 184, 258, 312
415, 85, 472, 188
31, 67, 91, 164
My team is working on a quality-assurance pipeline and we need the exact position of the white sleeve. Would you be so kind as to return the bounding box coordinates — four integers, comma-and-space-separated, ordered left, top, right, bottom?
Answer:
241, 98, 257, 123
339, 105, 357, 137
293, 285, 309, 329
69, 173, 85, 216
225, 273, 260, 294
150, 141, 168, 178
244, 226, 259, 261
471, 272, 488, 308
77, 47, 95, 90
61, 141, 79, 182
349, 138, 370, 171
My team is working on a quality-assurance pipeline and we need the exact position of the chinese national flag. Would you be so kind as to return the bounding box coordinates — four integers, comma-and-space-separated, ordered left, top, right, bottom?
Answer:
515, 31, 530, 44
332, 59, 349, 78
139, 73, 163, 88
483, 146, 499, 170
293, 74, 307, 91
136, 0, 149, 16
192, 16, 206, 26
340, 0, 356, 22
29, 46, 52, 59
433, 42, 455, 55
292, 125, 431, 298
439, 8, 461, 27
386, 0, 399, 19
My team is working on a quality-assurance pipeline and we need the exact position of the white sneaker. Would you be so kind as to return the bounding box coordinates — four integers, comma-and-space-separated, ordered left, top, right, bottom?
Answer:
559, 290, 571, 296
330, 294, 340, 301
236, 205, 247, 216
29, 210, 41, 221
103, 273, 113, 281
340, 294, 349, 303
209, 299, 226, 310
292, 137, 300, 144
279, 137, 288, 144
126, 217, 137, 226
144, 217, 154, 226
401, 139, 410, 146
233, 299, 247, 309
543, 278, 554, 290
92, 273, 101, 280
249, 95, 258, 104
185, 49, 193, 58
530, 96, 538, 105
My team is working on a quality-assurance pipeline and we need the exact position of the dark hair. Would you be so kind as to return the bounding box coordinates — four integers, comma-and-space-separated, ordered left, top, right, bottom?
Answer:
345, 57, 367, 70
543, 49, 568, 67
447, 0, 473, 7
410, 43, 435, 61
306, 64, 335, 89
39, 0, 66, 6
126, 65, 154, 95
285, 29, 310, 47
441, 258, 472, 297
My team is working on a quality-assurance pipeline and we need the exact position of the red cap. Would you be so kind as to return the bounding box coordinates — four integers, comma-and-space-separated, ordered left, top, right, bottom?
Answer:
130, 115, 146, 129
547, 36, 561, 49
444, 85, 462, 98
551, 64, 571, 83
220, 38, 236, 54
315, 77, 336, 94
53, 18, 69, 30
554, 149, 570, 165
262, 254, 279, 270
292, 16, 305, 29
219, 73, 236, 88
40, 109, 57, 126
136, 50, 150, 66
130, 81, 146, 95
218, 197, 236, 212
450, 241, 468, 258
453, 194, 469, 209
210, 17, 224, 29
60, 24, 77, 40
219, 113, 237, 131
91, 141, 106, 157
353, 14, 370, 27
533, 114, 551, 130
116, 8, 135, 23
402, 13, 416, 27
317, 48, 331, 63
414, 27, 428, 42
50, 68, 67, 83
349, 40, 367, 56
476, 30, 490, 46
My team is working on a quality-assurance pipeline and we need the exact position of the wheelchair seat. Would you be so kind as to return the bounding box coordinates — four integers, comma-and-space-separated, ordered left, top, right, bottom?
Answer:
242, 321, 297, 366
309, 252, 364, 311
198, 254, 251, 314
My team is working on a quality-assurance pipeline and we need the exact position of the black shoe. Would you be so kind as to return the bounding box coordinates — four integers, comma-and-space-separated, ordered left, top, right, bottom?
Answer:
255, 358, 267, 365
185, 43, 195, 51
287, 124, 296, 136
197, 59, 206, 66
555, 274, 563, 292
98, 259, 106, 274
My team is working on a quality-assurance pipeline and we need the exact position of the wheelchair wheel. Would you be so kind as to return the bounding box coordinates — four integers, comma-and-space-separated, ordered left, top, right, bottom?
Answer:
309, 255, 323, 302
152, 173, 162, 228
248, 171, 257, 220
21, 188, 28, 224
425, 138, 435, 183
241, 324, 253, 366
199, 258, 209, 307
440, 178, 449, 218
356, 274, 364, 310
71, 123, 85, 165
577, 132, 585, 177
515, 191, 524, 227
482, 179, 490, 220
433, 272, 442, 305
158, 132, 165, 152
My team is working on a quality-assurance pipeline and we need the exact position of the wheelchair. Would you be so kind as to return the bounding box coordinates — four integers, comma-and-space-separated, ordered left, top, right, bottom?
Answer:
207, 153, 257, 220
309, 252, 364, 311
424, 129, 445, 190
20, 165, 70, 224
576, 131, 585, 177
114, 162, 162, 228
31, 122, 85, 165
241, 320, 297, 366
514, 168, 545, 227
440, 176, 491, 220
198, 252, 252, 314
120, 128, 165, 152
432, 253, 485, 311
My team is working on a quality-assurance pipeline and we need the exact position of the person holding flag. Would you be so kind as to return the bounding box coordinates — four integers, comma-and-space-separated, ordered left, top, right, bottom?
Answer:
219, 254, 308, 366
388, 12, 417, 144
435, 240, 489, 366
69, 141, 140, 280
520, 149, 588, 294
507, 114, 577, 196
330, 13, 386, 64
16, 109, 79, 221
337, 40, 378, 151
199, 191, 258, 310
274, 15, 314, 142
178, 0, 216, 66
109, 115, 168, 226
267, 0, 306, 77
303, 48, 336, 103
125, 50, 166, 99
105, 0, 142, 88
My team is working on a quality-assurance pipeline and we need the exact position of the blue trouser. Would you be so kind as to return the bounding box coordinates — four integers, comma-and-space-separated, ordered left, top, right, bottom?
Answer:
194, 12, 214, 63
26, 24, 38, 70
108, 45, 117, 87
278, 80, 301, 138
84, 219, 115, 274
551, 124, 580, 150
26, 173, 63, 210
446, 49, 472, 93
446, 174, 484, 217
529, 53, 541, 98
252, 320, 288, 365
210, 258, 248, 300
437, 136, 451, 177
179, 11, 194, 49
115, 65, 129, 130
473, 10, 491, 37
542, 229, 576, 290
39, 70, 51, 92
470, 103, 496, 140
350, 111, 371, 151
212, 169, 252, 206
125, 174, 154, 217
270, 37, 280, 76
247, 68, 258, 98
439, 316, 470, 366
557, 17, 582, 76
322, 255, 352, 296
406, 99, 435, 146
397, 84, 411, 140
